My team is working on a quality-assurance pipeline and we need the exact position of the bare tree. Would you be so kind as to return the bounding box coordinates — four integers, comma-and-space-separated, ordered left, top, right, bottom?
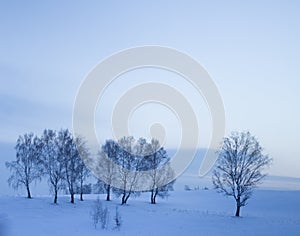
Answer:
77, 161, 90, 201
96, 139, 119, 201
57, 129, 80, 203
6, 133, 42, 198
212, 131, 271, 217
114, 206, 122, 230
75, 136, 91, 201
90, 198, 101, 229
147, 139, 175, 204
114, 136, 142, 205
90, 198, 109, 229
40, 129, 65, 204
108, 137, 174, 204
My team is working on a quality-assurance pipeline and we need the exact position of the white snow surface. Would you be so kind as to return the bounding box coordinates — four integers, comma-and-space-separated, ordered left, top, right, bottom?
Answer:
0, 188, 300, 236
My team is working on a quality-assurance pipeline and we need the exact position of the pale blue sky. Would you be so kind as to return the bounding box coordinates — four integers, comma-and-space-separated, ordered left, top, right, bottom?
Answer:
1, 1, 300, 180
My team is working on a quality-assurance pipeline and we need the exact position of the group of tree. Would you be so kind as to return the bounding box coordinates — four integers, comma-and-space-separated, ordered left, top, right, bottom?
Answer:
6, 131, 175, 205
6, 129, 90, 204
6, 128, 271, 217
95, 136, 175, 204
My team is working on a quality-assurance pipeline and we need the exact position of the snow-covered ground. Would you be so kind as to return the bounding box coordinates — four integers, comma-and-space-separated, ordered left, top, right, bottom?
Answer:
1, 188, 300, 236
1, 145, 300, 235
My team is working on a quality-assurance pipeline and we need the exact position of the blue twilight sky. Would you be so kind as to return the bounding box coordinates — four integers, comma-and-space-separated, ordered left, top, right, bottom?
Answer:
0, 1, 300, 179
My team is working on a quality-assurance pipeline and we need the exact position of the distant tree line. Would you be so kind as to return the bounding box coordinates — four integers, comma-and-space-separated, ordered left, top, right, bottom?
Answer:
6, 129, 174, 205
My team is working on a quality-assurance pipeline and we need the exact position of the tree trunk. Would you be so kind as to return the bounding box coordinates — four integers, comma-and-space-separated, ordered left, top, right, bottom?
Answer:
80, 181, 83, 201
151, 189, 158, 204
153, 189, 158, 204
235, 205, 241, 217
124, 194, 130, 204
54, 188, 58, 204
121, 192, 130, 205
150, 190, 154, 204
70, 193, 74, 203
121, 193, 126, 205
106, 185, 111, 201
235, 197, 241, 217
26, 185, 31, 199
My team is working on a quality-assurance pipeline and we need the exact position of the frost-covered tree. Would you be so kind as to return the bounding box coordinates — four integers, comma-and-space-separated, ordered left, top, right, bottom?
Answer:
40, 129, 65, 204
75, 136, 91, 201
145, 139, 175, 204
96, 139, 119, 201
57, 129, 80, 203
77, 161, 90, 201
212, 131, 271, 217
6, 133, 42, 198
107, 137, 174, 204
113, 136, 142, 205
